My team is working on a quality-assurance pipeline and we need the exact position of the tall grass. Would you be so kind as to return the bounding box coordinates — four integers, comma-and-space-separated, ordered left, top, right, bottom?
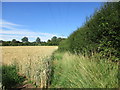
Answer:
51, 52, 118, 88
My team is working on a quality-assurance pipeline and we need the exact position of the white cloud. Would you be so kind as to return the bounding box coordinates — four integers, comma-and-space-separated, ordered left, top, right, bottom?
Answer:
0, 19, 20, 26
0, 29, 56, 36
0, 19, 63, 41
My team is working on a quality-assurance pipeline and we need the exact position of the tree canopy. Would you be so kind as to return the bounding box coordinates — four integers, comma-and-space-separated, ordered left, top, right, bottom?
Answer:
36, 37, 41, 43
1, 36, 66, 46
21, 37, 29, 43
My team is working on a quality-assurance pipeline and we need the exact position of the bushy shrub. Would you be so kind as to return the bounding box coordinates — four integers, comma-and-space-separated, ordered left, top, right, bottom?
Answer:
1, 65, 25, 89
59, 2, 120, 61
58, 39, 70, 52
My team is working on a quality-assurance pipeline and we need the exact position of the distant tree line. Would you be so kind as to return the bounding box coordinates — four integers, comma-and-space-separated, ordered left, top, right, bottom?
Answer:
0, 36, 66, 46
59, 2, 120, 61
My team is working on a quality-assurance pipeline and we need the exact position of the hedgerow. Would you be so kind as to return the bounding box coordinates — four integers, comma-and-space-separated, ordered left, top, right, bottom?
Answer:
59, 2, 120, 61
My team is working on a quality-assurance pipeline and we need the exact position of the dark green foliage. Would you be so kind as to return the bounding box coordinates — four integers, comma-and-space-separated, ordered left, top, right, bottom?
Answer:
58, 38, 70, 52
86, 2, 120, 60
21, 37, 29, 43
1, 65, 25, 89
1, 36, 66, 46
36, 37, 41, 43
12, 39, 17, 43
47, 36, 66, 46
59, 2, 120, 61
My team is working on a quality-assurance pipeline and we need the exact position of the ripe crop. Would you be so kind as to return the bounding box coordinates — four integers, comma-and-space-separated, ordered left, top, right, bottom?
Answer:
1, 46, 58, 87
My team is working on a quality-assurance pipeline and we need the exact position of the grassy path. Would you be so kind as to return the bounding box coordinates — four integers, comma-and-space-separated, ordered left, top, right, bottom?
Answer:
50, 52, 118, 88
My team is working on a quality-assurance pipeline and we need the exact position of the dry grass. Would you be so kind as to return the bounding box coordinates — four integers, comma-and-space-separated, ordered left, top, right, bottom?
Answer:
1, 46, 58, 87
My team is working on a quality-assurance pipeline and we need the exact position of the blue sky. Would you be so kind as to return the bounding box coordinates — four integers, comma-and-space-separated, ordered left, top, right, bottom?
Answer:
1, 2, 102, 41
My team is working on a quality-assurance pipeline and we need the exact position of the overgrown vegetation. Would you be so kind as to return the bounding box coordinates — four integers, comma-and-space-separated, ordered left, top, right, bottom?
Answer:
59, 2, 120, 61
50, 52, 118, 88
50, 2, 119, 88
1, 2, 119, 89
1, 65, 25, 89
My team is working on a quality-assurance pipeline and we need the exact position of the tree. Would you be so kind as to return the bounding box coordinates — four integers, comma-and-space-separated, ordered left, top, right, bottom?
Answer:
47, 39, 51, 42
47, 39, 52, 46
21, 37, 28, 43
51, 36, 57, 41
12, 39, 17, 43
36, 37, 41, 43
51, 36, 57, 45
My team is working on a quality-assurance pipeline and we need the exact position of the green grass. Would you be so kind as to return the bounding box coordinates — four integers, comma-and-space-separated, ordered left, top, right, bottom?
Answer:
1, 65, 25, 89
50, 52, 118, 88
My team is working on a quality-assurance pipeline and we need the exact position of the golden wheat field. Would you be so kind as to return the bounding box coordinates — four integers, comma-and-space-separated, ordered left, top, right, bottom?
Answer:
1, 46, 58, 87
